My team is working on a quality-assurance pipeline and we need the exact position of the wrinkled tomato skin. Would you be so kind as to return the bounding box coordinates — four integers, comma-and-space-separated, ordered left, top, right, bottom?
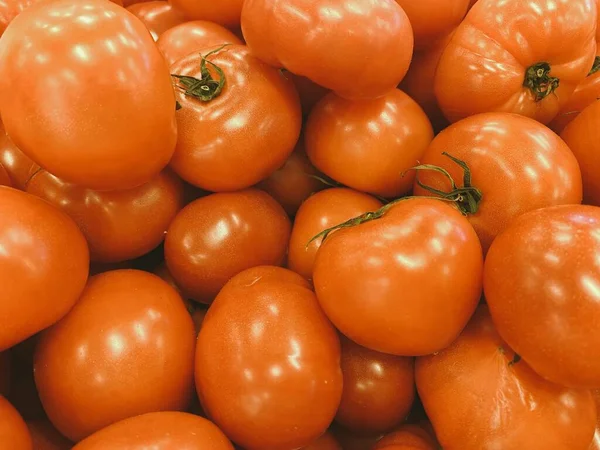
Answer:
241, 0, 413, 100
0, 187, 89, 351
484, 205, 600, 388
373, 424, 437, 450
34, 270, 196, 442
165, 189, 291, 304
300, 432, 341, 450
0, 396, 32, 450
26, 419, 72, 450
0, 125, 38, 190
0, 164, 10, 186
0, 0, 178, 191
196, 268, 343, 450
170, 46, 301, 192
126, 1, 185, 41
416, 306, 597, 450
305, 90, 433, 198
313, 198, 483, 356
414, 112, 583, 253
169, 0, 243, 28
72, 412, 234, 450
288, 188, 383, 281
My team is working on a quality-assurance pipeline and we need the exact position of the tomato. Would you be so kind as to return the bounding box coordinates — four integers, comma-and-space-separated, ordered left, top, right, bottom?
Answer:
416, 306, 597, 450
373, 424, 437, 450
165, 189, 291, 304
301, 432, 341, 450
305, 90, 433, 198
484, 205, 600, 388
170, 45, 301, 192
0, 396, 32, 450
169, 0, 243, 28
560, 100, 600, 206
313, 198, 483, 356
27, 420, 72, 450
413, 112, 583, 253
0, 124, 38, 190
285, 73, 330, 118
0, 0, 177, 191
221, 265, 312, 292
0, 163, 10, 187
126, 1, 185, 41
0, 0, 35, 37
434, 0, 597, 124
26, 169, 185, 263
591, 391, 600, 450
196, 267, 342, 450
34, 270, 196, 442
73, 412, 233, 450
241, 0, 414, 100
0, 187, 89, 351
468, 0, 478, 7
288, 188, 383, 281
157, 20, 242, 65
0, 352, 9, 396
336, 336, 415, 435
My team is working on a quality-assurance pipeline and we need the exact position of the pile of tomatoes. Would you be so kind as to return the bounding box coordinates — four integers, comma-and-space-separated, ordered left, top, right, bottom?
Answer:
1, 0, 600, 448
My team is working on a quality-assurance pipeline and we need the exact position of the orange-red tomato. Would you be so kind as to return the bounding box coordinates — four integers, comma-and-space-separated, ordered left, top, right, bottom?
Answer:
313, 198, 483, 356
435, 0, 597, 124
0, 124, 38, 190
157, 20, 242, 65
241, 0, 414, 100
0, 0, 177, 191
0, 0, 36, 37
286, 73, 331, 117
27, 419, 72, 450
73, 412, 234, 450
416, 306, 597, 450
373, 424, 437, 450
414, 112, 583, 253
34, 270, 196, 442
170, 45, 301, 192
0, 396, 32, 450
126, 1, 185, 41
196, 267, 342, 450
26, 170, 185, 263
484, 205, 600, 388
169, 0, 243, 28
0, 163, 10, 186
306, 90, 433, 198
301, 432, 342, 450
288, 188, 383, 281
0, 187, 89, 351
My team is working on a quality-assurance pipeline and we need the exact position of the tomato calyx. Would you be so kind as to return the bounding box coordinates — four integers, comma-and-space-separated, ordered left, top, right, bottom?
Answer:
498, 346, 522, 367
588, 56, 600, 76
523, 62, 559, 102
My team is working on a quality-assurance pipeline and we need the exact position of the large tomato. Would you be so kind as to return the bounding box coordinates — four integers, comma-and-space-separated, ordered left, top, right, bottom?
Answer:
484, 205, 600, 388
0, 187, 89, 351
196, 267, 342, 450
0, 0, 177, 191
416, 306, 597, 450
0, 124, 38, 190
126, 1, 185, 41
27, 419, 72, 450
170, 45, 301, 192
434, 0, 597, 124
169, 0, 243, 28
34, 270, 196, 442
0, 396, 32, 450
313, 198, 483, 356
305, 89, 433, 198
241, 0, 413, 100
26, 169, 185, 263
413, 112, 583, 253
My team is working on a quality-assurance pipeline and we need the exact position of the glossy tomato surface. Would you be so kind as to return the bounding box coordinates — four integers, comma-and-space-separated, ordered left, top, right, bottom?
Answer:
0, 0, 36, 37
169, 0, 243, 28
0, 396, 32, 450
0, 124, 38, 190
34, 270, 196, 442
126, 1, 185, 41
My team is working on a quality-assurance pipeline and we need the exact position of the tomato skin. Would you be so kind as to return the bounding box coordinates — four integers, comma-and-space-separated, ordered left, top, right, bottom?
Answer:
157, 20, 242, 65
0, 0, 177, 191
288, 188, 383, 281
0, 187, 89, 351
306, 90, 433, 198
170, 45, 301, 192
549, 73, 600, 134
34, 270, 196, 442
0, 125, 38, 190
169, 0, 243, 28
435, 0, 597, 124
26, 169, 185, 263
0, 0, 36, 36
26, 419, 72, 450
0, 163, 10, 186
416, 306, 597, 450
0, 396, 32, 450
196, 268, 343, 450
73, 412, 233, 450
373, 424, 437, 450
241, 0, 414, 100
126, 1, 185, 41
484, 205, 600, 388
301, 432, 342, 450
414, 112, 583, 253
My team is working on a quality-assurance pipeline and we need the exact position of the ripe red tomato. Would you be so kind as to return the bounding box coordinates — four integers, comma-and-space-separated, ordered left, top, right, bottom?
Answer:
0, 187, 89, 351
196, 267, 342, 450
73, 412, 233, 450
169, 0, 243, 28
126, 1, 186, 41
27, 419, 72, 450
288, 188, 383, 281
165, 189, 291, 303
241, 0, 414, 100
34, 270, 196, 442
170, 45, 301, 192
285, 73, 330, 117
484, 205, 600, 388
0, 396, 32, 450
335, 336, 415, 435
313, 198, 483, 356
305, 90, 433, 198
0, 124, 38, 190
413, 112, 583, 253
26, 169, 185, 263
157, 20, 242, 65
0, 0, 177, 191
301, 432, 341, 450
416, 306, 597, 450
435, 0, 597, 124
0, 163, 10, 187
373, 424, 437, 450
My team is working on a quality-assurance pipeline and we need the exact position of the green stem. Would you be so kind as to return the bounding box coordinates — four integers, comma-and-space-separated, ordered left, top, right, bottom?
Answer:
523, 62, 559, 102
589, 56, 600, 76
